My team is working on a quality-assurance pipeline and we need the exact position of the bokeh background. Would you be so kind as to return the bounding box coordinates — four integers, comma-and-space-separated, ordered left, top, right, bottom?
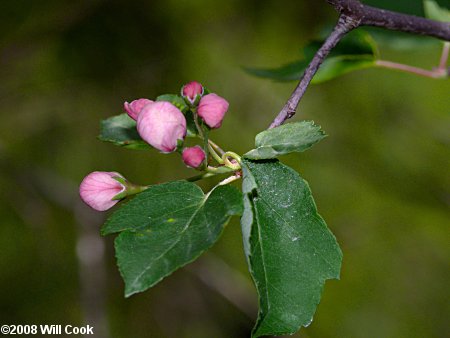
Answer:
1, 0, 449, 337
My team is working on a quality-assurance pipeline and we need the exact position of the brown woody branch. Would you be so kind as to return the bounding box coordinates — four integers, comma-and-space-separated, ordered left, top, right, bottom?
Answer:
269, 0, 450, 129
327, 0, 450, 40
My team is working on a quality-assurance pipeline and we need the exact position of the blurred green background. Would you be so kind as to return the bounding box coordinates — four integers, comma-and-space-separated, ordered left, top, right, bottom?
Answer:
0, 0, 449, 337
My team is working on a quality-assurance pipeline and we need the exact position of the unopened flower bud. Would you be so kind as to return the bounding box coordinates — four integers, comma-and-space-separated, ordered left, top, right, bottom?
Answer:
181, 81, 204, 106
79, 171, 126, 211
137, 101, 187, 153
197, 93, 229, 129
124, 98, 153, 120
182, 146, 206, 168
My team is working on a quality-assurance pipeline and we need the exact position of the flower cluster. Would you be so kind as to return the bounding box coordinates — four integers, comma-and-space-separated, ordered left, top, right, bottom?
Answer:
124, 81, 228, 154
80, 81, 240, 211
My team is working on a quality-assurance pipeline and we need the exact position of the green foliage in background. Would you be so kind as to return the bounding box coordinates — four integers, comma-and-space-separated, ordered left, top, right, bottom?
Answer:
246, 30, 379, 83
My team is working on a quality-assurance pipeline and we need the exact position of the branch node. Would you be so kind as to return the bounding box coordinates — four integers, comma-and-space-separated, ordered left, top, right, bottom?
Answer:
268, 0, 450, 129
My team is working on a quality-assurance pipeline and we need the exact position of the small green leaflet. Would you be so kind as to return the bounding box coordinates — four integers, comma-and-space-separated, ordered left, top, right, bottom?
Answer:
246, 30, 378, 83
156, 94, 189, 113
424, 0, 450, 22
241, 159, 342, 337
314, 57, 375, 83
102, 181, 243, 297
98, 114, 150, 149
244, 121, 326, 160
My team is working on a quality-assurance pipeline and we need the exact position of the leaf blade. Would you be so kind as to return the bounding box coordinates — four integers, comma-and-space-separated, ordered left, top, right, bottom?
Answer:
424, 0, 450, 22
98, 113, 150, 149
244, 121, 327, 160
246, 30, 378, 83
103, 181, 243, 297
241, 159, 342, 337
156, 94, 189, 113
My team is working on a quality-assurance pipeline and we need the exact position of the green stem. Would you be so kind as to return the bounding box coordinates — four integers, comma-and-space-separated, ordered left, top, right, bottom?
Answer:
206, 166, 235, 174
193, 112, 209, 166
127, 184, 149, 195
208, 139, 225, 155
112, 184, 149, 200
222, 151, 242, 170
202, 129, 209, 167
208, 144, 224, 164
192, 109, 204, 138
222, 151, 242, 163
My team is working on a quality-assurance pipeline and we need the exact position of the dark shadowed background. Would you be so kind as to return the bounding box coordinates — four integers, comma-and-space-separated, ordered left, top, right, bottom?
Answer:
0, 0, 449, 337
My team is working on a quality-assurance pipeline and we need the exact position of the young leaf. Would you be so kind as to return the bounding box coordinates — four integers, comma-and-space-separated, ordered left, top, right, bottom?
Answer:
246, 60, 309, 82
102, 181, 243, 297
423, 0, 450, 22
313, 56, 375, 83
246, 30, 378, 83
241, 159, 342, 337
244, 121, 326, 160
98, 114, 150, 149
156, 94, 189, 112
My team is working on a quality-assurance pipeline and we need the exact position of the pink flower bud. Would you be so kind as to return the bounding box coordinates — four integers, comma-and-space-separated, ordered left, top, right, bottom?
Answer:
137, 101, 187, 153
124, 98, 153, 120
181, 81, 204, 105
182, 146, 206, 168
197, 93, 229, 129
79, 171, 126, 211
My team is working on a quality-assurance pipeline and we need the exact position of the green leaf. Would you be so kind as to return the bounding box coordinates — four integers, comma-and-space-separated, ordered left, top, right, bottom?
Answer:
183, 110, 199, 137
244, 121, 326, 160
156, 94, 198, 137
246, 59, 309, 82
313, 56, 375, 83
241, 159, 342, 337
102, 181, 243, 297
156, 94, 189, 112
246, 30, 378, 83
366, 1, 448, 51
424, 0, 450, 22
98, 114, 150, 149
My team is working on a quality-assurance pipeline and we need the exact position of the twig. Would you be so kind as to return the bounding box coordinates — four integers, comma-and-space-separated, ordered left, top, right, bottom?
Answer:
327, 0, 450, 41
269, 0, 450, 128
375, 60, 446, 78
269, 14, 358, 128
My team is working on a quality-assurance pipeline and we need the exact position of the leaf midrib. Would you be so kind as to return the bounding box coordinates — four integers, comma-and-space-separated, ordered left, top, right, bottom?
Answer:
103, 190, 203, 234
128, 191, 210, 291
